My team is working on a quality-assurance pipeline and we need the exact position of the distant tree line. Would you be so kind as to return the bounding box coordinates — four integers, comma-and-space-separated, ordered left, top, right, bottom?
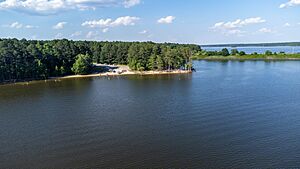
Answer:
0, 38, 200, 83
191, 47, 300, 61
202, 42, 300, 47
197, 48, 246, 57
199, 48, 286, 57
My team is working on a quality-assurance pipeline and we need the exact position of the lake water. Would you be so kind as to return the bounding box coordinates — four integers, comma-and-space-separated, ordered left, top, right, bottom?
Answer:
1, 61, 300, 168
202, 46, 300, 54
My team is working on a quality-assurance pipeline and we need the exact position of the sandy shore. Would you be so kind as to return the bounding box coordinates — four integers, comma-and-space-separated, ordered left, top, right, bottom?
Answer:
53, 64, 192, 80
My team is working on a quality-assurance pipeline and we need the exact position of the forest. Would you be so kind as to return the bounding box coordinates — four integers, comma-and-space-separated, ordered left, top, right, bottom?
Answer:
0, 38, 201, 83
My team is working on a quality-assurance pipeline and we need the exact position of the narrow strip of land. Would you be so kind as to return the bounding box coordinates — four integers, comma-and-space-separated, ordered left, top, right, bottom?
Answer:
57, 64, 192, 80
192, 48, 300, 61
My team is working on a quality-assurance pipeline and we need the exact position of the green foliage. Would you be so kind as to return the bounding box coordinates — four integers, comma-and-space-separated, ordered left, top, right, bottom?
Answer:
231, 49, 239, 55
265, 50, 273, 55
239, 51, 246, 56
279, 51, 286, 54
147, 54, 157, 70
221, 48, 230, 56
127, 43, 195, 71
192, 48, 300, 61
72, 54, 93, 75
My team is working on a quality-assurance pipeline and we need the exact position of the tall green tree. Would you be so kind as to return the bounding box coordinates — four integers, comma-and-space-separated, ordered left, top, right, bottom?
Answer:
221, 48, 230, 56
72, 54, 93, 75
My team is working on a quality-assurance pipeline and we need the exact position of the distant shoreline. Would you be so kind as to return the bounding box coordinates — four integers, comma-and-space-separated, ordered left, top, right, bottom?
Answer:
201, 42, 300, 47
195, 57, 300, 61
0, 70, 192, 86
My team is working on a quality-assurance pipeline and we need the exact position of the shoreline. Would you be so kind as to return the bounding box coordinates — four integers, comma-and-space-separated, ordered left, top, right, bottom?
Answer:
195, 57, 300, 61
55, 70, 192, 79
0, 70, 192, 86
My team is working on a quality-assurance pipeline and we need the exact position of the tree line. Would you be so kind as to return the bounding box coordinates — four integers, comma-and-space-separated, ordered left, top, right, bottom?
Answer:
202, 42, 300, 47
0, 38, 200, 83
196, 48, 246, 57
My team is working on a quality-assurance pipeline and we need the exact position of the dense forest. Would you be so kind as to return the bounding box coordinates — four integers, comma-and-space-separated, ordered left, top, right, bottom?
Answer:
0, 38, 200, 83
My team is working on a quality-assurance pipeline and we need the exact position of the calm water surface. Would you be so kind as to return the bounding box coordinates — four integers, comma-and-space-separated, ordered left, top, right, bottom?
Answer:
1, 61, 300, 168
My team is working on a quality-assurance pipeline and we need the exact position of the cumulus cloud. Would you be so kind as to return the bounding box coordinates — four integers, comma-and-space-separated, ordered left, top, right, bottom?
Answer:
211, 17, 265, 36
284, 23, 291, 27
86, 31, 100, 39
123, 0, 140, 8
157, 16, 176, 24
70, 31, 82, 37
280, 0, 300, 8
3, 22, 37, 29
82, 16, 140, 28
53, 22, 67, 29
258, 28, 274, 33
139, 30, 147, 34
218, 29, 245, 36
102, 28, 109, 33
0, 0, 141, 15
9, 22, 23, 29
212, 17, 266, 30
25, 25, 38, 29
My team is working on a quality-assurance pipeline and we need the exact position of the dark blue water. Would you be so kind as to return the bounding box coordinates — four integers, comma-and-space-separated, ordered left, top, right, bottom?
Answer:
203, 46, 300, 54
1, 61, 300, 168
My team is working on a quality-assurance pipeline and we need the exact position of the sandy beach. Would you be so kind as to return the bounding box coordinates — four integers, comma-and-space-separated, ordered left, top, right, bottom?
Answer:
57, 67, 192, 80
45, 64, 190, 81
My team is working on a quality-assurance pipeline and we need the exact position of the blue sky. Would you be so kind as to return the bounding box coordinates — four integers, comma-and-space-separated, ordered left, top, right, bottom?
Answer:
0, 0, 299, 44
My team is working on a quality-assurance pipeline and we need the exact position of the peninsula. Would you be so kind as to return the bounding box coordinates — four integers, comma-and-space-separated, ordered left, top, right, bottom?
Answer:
0, 39, 200, 84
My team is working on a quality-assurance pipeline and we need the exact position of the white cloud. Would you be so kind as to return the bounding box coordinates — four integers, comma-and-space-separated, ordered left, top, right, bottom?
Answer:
102, 28, 109, 33
211, 17, 265, 36
220, 29, 245, 36
123, 0, 140, 8
157, 16, 176, 24
86, 31, 99, 39
70, 31, 82, 37
284, 23, 291, 27
10, 22, 23, 29
82, 16, 140, 28
25, 25, 38, 29
53, 22, 67, 29
258, 28, 274, 33
212, 17, 266, 30
139, 30, 147, 34
3, 22, 38, 29
280, 0, 300, 8
0, 0, 141, 15
227, 29, 244, 35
